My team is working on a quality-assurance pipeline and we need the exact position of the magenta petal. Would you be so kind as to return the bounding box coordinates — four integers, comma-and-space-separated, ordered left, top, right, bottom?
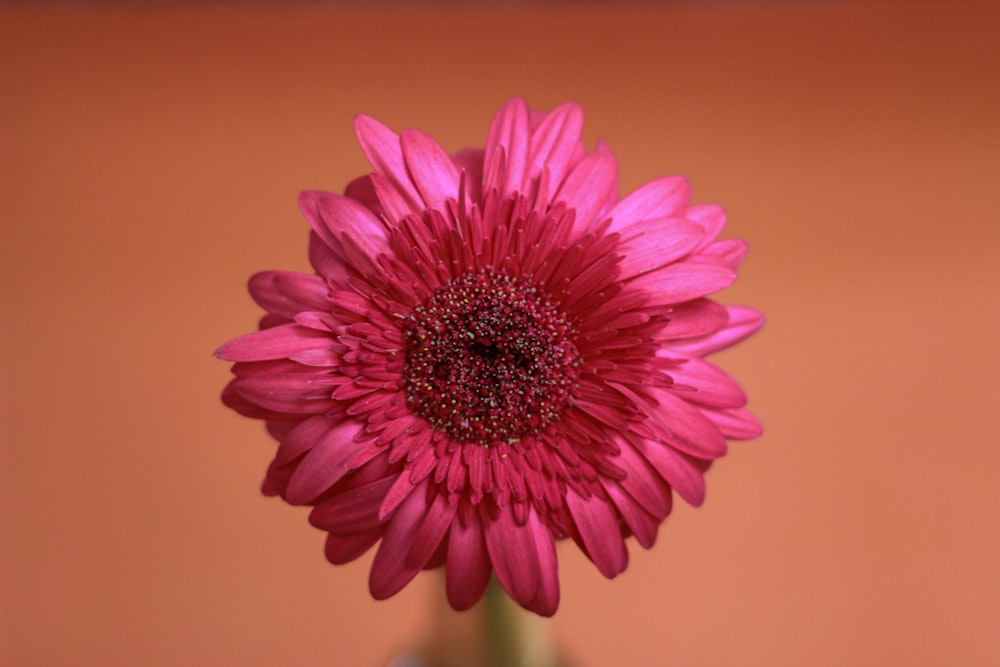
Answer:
248, 270, 330, 320
353, 114, 422, 211
232, 373, 334, 414
686, 204, 727, 251
451, 148, 484, 205
635, 439, 707, 507
308, 191, 389, 261
284, 420, 366, 504
702, 406, 763, 440
630, 260, 736, 306
658, 299, 729, 340
325, 528, 382, 565
525, 512, 559, 617
401, 129, 460, 212
369, 172, 415, 223
703, 238, 748, 269
617, 218, 704, 280
309, 476, 395, 533
369, 481, 430, 599
446, 517, 492, 611
605, 482, 661, 549
662, 353, 748, 409
614, 442, 672, 518
406, 492, 458, 570
274, 414, 332, 466
671, 305, 764, 356
215, 324, 330, 362
484, 97, 529, 197
484, 507, 540, 606
645, 387, 727, 459
608, 175, 691, 234
554, 151, 618, 233
527, 103, 584, 190
566, 491, 628, 579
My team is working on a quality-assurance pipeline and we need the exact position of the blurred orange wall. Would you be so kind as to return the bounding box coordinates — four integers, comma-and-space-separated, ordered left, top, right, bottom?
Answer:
2, 2, 999, 665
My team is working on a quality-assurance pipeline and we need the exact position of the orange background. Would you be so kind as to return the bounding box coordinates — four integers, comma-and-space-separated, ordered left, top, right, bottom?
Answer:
2, 2, 999, 665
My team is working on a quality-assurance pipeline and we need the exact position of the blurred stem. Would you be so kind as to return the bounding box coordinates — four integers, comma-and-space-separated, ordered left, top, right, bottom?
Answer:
405, 576, 564, 667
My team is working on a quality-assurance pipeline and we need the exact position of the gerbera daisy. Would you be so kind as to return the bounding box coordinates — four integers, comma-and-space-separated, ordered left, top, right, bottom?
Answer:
217, 98, 762, 616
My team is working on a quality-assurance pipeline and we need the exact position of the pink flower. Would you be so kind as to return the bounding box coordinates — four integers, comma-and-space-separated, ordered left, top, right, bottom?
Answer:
217, 98, 762, 616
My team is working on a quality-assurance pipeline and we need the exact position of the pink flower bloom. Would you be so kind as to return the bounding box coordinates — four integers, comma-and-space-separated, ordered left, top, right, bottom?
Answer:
217, 98, 762, 616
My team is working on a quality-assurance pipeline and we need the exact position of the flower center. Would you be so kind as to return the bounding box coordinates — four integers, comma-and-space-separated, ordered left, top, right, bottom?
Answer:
402, 269, 580, 445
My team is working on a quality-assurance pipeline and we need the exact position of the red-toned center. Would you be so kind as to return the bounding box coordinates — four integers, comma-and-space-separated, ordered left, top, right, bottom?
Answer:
402, 269, 579, 445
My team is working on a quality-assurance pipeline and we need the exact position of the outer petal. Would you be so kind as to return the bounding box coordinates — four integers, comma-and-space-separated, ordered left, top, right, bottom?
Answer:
401, 129, 460, 212
635, 439, 708, 507
354, 114, 423, 212
527, 103, 584, 191
215, 323, 330, 362
670, 305, 763, 356
284, 420, 366, 504
607, 175, 691, 235
484, 506, 540, 608
369, 480, 431, 599
248, 270, 330, 320
645, 386, 727, 459
446, 516, 493, 611
484, 97, 530, 197
304, 191, 389, 263
702, 406, 763, 440
616, 218, 704, 280
661, 353, 748, 409
630, 260, 736, 306
566, 491, 628, 579
554, 151, 618, 234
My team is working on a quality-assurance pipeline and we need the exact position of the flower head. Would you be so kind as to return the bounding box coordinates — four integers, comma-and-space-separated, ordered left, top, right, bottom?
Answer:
217, 98, 762, 616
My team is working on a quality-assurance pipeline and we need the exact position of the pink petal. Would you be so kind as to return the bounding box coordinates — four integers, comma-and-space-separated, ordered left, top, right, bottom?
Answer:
615, 442, 672, 518
645, 386, 727, 459
401, 128, 460, 212
702, 406, 763, 440
608, 175, 691, 235
406, 492, 458, 570
658, 298, 729, 340
324, 528, 382, 565
662, 353, 748, 409
369, 480, 430, 599
635, 439, 708, 507
231, 373, 334, 414
630, 260, 736, 306
273, 413, 332, 466
284, 420, 366, 504
446, 516, 492, 611
605, 482, 661, 549
215, 324, 330, 362
703, 238, 748, 269
484, 97, 529, 197
553, 151, 618, 233
686, 204, 727, 250
305, 190, 388, 262
450, 147, 484, 205
670, 305, 764, 356
525, 512, 559, 617
484, 506, 539, 606
566, 491, 628, 578
307, 231, 349, 281
344, 174, 382, 213
369, 172, 415, 223
309, 476, 395, 533
616, 218, 704, 280
527, 103, 584, 191
248, 270, 330, 320
353, 114, 422, 212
